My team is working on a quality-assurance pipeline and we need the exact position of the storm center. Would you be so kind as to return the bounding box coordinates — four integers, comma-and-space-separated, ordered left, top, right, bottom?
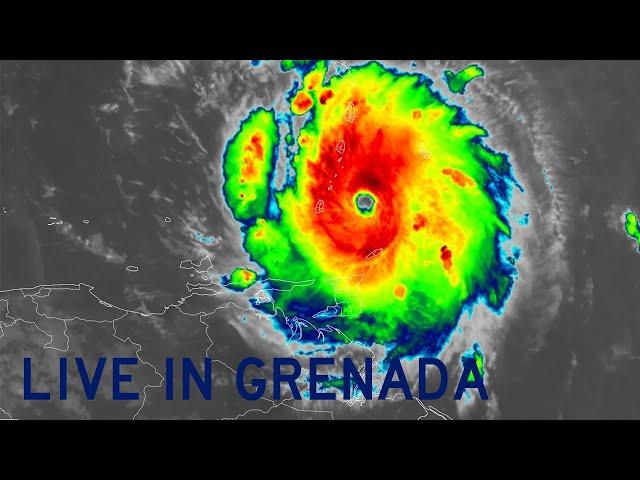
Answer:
355, 192, 376, 215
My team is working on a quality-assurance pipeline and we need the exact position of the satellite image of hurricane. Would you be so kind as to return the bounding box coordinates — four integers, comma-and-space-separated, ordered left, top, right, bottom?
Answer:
1, 59, 640, 420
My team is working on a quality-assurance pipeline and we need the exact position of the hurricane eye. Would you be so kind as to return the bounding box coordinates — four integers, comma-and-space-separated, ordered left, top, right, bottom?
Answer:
354, 192, 376, 216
